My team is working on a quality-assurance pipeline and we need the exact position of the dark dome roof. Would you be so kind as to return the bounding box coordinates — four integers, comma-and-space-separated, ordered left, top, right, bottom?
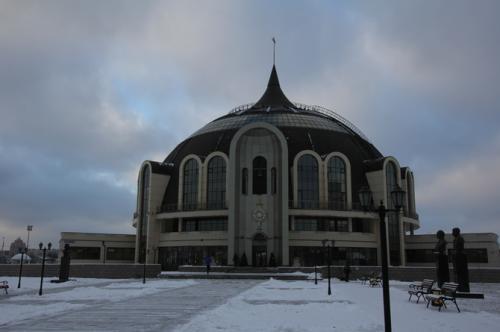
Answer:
164, 66, 381, 163
188, 66, 374, 143
160, 66, 383, 208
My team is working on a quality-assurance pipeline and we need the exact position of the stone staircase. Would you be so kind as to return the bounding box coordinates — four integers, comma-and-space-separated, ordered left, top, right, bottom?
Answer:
159, 266, 314, 280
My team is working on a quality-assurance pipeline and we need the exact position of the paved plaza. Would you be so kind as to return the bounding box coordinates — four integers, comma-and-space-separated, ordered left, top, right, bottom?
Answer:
1, 279, 261, 332
1, 277, 500, 332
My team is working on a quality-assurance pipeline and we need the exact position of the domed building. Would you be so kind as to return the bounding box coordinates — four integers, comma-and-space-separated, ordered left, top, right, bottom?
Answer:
133, 66, 420, 269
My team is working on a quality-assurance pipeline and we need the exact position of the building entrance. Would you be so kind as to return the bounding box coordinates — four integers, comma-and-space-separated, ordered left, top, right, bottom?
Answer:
253, 245, 267, 267
252, 233, 267, 266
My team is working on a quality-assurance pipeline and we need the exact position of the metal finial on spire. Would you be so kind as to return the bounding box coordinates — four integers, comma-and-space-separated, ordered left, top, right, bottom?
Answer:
272, 37, 276, 65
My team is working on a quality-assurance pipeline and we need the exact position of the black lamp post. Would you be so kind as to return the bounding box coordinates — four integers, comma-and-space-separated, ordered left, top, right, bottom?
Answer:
358, 185, 405, 332
321, 239, 334, 296
17, 248, 26, 288
38, 242, 52, 296
142, 248, 149, 284
314, 263, 318, 285
18, 225, 34, 289
102, 241, 106, 264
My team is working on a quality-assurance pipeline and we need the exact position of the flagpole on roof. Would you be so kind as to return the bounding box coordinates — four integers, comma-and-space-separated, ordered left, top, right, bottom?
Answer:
272, 37, 276, 66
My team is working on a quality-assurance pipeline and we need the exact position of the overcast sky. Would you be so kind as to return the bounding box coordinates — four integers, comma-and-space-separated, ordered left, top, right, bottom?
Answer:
1, 0, 499, 249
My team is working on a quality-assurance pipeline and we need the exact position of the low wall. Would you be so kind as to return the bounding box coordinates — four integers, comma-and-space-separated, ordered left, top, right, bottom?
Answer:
178, 265, 500, 283
318, 266, 500, 283
0, 264, 161, 279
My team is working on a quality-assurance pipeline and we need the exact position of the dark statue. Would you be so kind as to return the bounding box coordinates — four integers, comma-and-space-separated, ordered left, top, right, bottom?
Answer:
452, 227, 470, 292
58, 243, 71, 282
343, 261, 351, 282
434, 230, 449, 288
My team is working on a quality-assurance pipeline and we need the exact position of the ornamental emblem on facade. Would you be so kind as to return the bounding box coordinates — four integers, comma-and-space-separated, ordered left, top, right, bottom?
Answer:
252, 202, 267, 231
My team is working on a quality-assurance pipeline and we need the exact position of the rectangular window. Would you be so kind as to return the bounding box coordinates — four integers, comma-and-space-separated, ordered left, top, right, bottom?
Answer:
293, 218, 348, 232
448, 248, 488, 263
181, 218, 228, 232
334, 219, 348, 232
158, 246, 228, 269
70, 247, 100, 260
352, 219, 371, 233
406, 249, 435, 263
289, 246, 377, 266
183, 219, 198, 232
161, 219, 179, 233
106, 247, 135, 261
295, 218, 318, 231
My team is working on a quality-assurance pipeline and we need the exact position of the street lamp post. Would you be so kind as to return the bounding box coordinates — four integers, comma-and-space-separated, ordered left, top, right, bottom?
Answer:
358, 185, 405, 332
17, 249, 25, 288
18, 225, 34, 289
38, 242, 52, 296
26, 225, 33, 252
102, 241, 106, 264
142, 248, 149, 284
314, 263, 318, 285
321, 239, 334, 296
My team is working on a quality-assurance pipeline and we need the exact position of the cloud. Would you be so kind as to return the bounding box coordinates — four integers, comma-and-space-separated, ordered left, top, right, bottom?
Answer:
0, 0, 499, 246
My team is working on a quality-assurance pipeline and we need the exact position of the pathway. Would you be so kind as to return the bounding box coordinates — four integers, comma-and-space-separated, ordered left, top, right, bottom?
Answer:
3, 279, 262, 332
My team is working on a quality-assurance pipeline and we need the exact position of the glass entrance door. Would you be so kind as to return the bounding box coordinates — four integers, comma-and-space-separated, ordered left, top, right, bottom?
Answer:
253, 245, 267, 267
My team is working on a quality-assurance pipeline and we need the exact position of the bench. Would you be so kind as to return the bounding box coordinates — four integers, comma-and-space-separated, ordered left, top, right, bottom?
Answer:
360, 272, 376, 285
368, 273, 382, 287
425, 282, 460, 312
1, 280, 9, 295
408, 279, 434, 303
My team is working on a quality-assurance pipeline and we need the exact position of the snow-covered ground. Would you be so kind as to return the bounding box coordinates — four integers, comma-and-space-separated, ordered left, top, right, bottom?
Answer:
175, 279, 500, 332
1, 276, 500, 332
0, 277, 197, 327
0, 276, 122, 294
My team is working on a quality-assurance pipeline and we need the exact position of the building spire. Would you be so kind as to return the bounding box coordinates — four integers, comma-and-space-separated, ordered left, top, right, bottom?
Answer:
252, 63, 294, 109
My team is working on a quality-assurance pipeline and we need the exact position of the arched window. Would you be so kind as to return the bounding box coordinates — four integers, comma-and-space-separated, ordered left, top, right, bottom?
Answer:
253, 156, 267, 195
386, 161, 401, 266
183, 158, 199, 210
271, 167, 277, 195
242, 168, 248, 195
297, 154, 319, 209
327, 156, 346, 209
139, 165, 150, 263
207, 156, 226, 209
407, 172, 415, 216
386, 162, 398, 208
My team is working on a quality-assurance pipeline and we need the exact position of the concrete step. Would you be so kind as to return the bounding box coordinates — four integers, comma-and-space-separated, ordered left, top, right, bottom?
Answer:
160, 272, 311, 280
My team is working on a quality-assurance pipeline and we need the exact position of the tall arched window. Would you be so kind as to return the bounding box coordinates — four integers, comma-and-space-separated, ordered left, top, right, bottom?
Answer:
242, 168, 248, 195
183, 158, 199, 210
297, 154, 319, 209
386, 161, 400, 266
139, 165, 150, 263
407, 172, 415, 216
327, 156, 346, 209
207, 156, 226, 209
253, 156, 267, 195
271, 167, 277, 195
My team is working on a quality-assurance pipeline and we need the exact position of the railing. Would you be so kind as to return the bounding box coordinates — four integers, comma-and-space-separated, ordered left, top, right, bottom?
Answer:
160, 201, 228, 213
288, 200, 363, 211
403, 211, 419, 220
228, 103, 255, 114
293, 103, 372, 143
227, 101, 372, 143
